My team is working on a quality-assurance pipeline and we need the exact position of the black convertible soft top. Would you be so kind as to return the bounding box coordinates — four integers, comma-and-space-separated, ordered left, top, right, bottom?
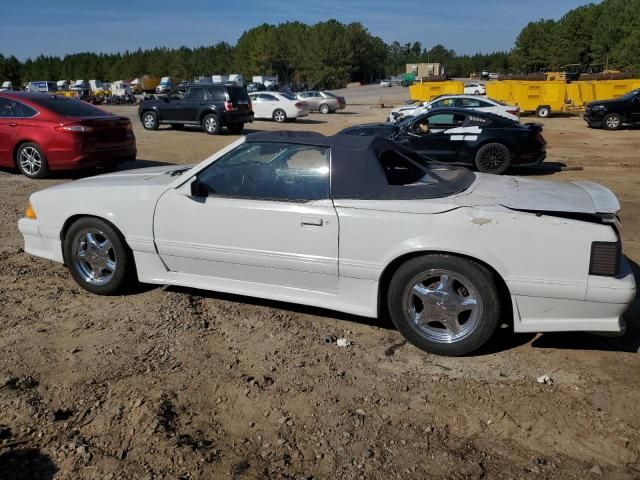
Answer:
245, 131, 475, 200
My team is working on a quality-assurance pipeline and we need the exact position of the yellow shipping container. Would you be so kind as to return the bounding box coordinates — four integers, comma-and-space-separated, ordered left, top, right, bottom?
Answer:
409, 81, 464, 101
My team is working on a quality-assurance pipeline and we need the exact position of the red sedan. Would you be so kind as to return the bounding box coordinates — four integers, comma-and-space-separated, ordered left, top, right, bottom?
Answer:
0, 92, 136, 178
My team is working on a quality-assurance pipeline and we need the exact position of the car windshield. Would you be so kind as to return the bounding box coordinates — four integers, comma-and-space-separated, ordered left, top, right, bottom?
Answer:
618, 89, 640, 101
323, 92, 337, 98
279, 93, 297, 100
30, 96, 111, 117
489, 98, 508, 106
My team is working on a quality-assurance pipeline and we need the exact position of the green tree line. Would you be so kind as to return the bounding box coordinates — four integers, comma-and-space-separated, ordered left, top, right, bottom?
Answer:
1, 0, 638, 89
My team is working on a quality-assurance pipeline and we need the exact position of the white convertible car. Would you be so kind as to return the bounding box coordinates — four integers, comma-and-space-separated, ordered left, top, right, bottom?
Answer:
19, 132, 636, 356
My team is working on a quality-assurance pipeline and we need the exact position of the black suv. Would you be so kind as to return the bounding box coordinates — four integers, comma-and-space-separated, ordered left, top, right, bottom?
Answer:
138, 84, 254, 134
583, 88, 640, 130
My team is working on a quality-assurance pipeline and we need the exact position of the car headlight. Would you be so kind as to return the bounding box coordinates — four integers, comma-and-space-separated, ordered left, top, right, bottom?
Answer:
24, 201, 37, 220
592, 105, 607, 111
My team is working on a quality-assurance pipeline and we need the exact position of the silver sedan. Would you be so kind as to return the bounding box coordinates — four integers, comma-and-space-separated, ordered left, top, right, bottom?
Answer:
296, 91, 346, 113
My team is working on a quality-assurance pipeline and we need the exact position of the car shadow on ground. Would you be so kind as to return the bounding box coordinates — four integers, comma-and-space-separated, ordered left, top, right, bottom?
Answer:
532, 258, 640, 353
163, 285, 538, 355
0, 448, 57, 480
509, 161, 568, 176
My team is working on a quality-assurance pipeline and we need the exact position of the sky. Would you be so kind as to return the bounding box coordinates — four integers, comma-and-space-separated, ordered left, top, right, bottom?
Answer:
0, 0, 598, 60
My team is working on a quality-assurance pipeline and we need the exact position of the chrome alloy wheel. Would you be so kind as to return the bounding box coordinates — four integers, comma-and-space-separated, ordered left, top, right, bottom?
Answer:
19, 147, 42, 176
402, 269, 482, 343
71, 228, 117, 286
143, 114, 156, 128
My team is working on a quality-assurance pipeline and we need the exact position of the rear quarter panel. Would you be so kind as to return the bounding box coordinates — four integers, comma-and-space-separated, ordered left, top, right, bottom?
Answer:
334, 202, 617, 301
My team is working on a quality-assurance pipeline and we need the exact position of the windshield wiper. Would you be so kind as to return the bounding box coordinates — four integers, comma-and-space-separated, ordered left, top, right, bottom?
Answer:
167, 167, 191, 177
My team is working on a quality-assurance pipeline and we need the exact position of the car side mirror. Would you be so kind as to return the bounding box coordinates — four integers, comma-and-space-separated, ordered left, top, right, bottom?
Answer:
190, 178, 209, 197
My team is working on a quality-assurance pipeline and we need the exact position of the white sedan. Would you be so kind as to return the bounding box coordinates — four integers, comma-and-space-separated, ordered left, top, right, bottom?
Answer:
464, 83, 486, 95
248, 92, 309, 122
18, 132, 635, 356
389, 95, 520, 123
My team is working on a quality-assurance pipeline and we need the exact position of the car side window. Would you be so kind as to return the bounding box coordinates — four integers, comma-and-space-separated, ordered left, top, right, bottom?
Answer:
456, 98, 482, 108
260, 94, 278, 101
16, 101, 38, 117
425, 113, 456, 127
0, 98, 18, 117
185, 87, 204, 101
209, 87, 226, 101
197, 142, 330, 201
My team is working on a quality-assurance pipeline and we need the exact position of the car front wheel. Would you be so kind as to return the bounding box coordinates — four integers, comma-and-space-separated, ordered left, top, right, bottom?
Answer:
387, 254, 500, 356
142, 111, 159, 130
602, 113, 622, 130
64, 217, 135, 295
16, 143, 49, 179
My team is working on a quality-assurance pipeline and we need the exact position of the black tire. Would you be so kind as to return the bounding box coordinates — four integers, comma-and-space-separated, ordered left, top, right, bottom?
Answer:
141, 111, 159, 130
202, 114, 221, 135
63, 217, 135, 295
273, 109, 287, 123
387, 254, 500, 356
474, 90, 480, 95
16, 143, 49, 179
535, 106, 551, 118
474, 143, 511, 174
602, 113, 622, 131
170, 123, 184, 130
319, 103, 331, 114
227, 123, 244, 134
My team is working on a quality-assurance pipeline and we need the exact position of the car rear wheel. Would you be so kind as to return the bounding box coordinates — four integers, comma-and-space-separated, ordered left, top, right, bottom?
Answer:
202, 114, 221, 135
319, 103, 331, 114
227, 123, 244, 134
602, 113, 622, 130
387, 254, 500, 356
142, 112, 159, 130
64, 217, 134, 295
474, 143, 511, 174
535, 106, 551, 118
16, 143, 49, 179
273, 109, 287, 123
474, 90, 480, 95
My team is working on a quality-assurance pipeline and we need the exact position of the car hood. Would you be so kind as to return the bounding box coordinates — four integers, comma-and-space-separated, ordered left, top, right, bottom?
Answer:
454, 174, 620, 214
47, 165, 192, 191
586, 99, 621, 108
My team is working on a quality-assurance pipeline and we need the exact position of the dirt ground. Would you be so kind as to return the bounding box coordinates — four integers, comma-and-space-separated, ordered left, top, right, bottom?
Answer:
0, 100, 639, 480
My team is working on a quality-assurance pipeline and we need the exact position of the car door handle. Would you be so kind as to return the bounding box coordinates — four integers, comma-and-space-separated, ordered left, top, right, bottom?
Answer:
301, 217, 323, 227
8, 122, 18, 127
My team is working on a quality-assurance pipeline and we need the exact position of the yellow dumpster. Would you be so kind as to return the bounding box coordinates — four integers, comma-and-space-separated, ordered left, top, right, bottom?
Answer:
485, 81, 512, 103
409, 81, 464, 101
506, 81, 567, 117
